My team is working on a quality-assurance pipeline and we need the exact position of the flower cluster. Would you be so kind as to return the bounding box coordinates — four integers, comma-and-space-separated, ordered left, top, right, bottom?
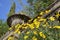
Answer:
8, 10, 60, 40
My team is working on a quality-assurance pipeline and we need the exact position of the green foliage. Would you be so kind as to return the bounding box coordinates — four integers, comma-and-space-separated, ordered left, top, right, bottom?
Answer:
0, 20, 9, 37
18, 19, 60, 40
22, 0, 54, 18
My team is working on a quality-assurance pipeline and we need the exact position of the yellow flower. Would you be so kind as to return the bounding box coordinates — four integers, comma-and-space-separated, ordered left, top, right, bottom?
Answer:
33, 31, 37, 35
24, 26, 28, 29
14, 29, 19, 34
55, 12, 60, 18
22, 26, 28, 29
24, 35, 28, 40
29, 23, 35, 29
32, 36, 37, 40
33, 19, 40, 28
9, 26, 14, 30
49, 16, 55, 21
8, 36, 14, 40
17, 31, 21, 35
43, 22, 49, 27
49, 26, 52, 28
53, 26, 60, 29
45, 10, 51, 14
37, 16, 41, 19
9, 27, 12, 30
26, 31, 30, 34
36, 22, 40, 28
15, 24, 20, 28
39, 32, 46, 38
28, 19, 33, 22
33, 19, 37, 22
40, 12, 43, 15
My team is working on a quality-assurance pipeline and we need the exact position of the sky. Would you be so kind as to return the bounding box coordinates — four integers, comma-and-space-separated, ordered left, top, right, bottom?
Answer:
0, 0, 27, 21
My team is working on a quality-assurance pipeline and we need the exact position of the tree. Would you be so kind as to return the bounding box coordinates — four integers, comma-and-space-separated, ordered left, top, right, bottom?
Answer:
19, 0, 55, 18
8, 2, 16, 17
0, 20, 9, 37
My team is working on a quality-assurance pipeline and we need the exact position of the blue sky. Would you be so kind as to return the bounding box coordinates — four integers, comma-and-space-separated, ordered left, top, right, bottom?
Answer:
0, 0, 27, 21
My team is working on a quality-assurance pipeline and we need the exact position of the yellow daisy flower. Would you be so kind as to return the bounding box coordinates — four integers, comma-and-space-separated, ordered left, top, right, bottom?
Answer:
32, 36, 37, 40
49, 16, 55, 21
39, 32, 46, 38
24, 35, 28, 40
53, 26, 60, 29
